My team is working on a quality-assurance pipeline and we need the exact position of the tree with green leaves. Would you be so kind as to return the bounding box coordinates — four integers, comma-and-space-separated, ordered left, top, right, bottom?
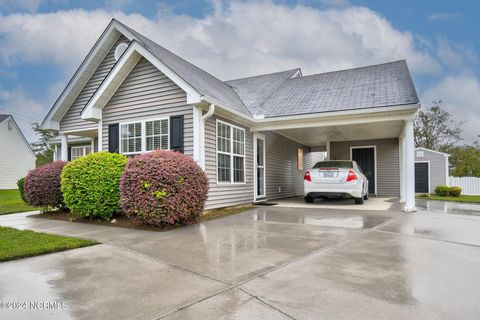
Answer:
30, 122, 58, 167
414, 101, 464, 152
449, 136, 480, 177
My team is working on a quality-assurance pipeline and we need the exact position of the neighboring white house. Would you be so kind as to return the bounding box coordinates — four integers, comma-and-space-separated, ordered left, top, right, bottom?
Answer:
414, 147, 449, 194
0, 115, 36, 189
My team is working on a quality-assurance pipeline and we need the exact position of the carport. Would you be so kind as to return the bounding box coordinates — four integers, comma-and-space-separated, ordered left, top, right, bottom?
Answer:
251, 104, 418, 212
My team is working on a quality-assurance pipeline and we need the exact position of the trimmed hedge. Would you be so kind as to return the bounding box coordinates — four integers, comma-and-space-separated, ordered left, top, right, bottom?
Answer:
24, 161, 67, 209
434, 185, 450, 196
17, 177, 27, 203
120, 150, 209, 226
61, 152, 128, 220
449, 186, 462, 197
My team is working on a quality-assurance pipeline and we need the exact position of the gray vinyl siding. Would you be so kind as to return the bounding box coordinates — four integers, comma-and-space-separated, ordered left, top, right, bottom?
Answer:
415, 149, 448, 193
264, 132, 308, 200
204, 115, 254, 209
101, 58, 193, 157
60, 35, 129, 132
330, 138, 400, 196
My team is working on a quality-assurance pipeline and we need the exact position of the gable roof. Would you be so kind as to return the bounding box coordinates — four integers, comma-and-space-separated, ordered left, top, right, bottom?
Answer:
115, 21, 251, 116
230, 60, 419, 118
42, 19, 419, 129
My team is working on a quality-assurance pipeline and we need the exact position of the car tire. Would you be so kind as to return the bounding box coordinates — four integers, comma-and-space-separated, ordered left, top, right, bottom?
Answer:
364, 193, 369, 200
304, 196, 314, 203
354, 197, 364, 205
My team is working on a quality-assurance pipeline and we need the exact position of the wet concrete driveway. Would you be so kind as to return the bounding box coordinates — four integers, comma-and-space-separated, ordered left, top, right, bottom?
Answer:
1, 200, 480, 319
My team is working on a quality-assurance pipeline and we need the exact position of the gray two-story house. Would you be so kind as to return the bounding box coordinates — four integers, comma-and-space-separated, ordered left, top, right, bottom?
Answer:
43, 19, 419, 211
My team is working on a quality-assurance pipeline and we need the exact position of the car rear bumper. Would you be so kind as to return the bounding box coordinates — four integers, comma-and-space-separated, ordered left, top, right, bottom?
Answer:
304, 183, 363, 199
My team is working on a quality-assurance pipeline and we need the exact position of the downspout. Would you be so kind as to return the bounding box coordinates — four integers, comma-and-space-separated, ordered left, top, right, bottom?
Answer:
199, 103, 215, 170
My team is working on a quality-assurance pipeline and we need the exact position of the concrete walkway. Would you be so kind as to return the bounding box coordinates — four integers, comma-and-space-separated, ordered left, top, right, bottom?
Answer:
1, 201, 480, 319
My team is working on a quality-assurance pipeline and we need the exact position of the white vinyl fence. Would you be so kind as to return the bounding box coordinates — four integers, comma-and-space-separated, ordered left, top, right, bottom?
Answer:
449, 177, 480, 195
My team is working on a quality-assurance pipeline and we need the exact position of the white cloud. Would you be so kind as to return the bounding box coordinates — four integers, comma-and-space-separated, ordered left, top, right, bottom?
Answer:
428, 12, 462, 21
0, 2, 439, 79
0, 86, 46, 141
422, 75, 480, 144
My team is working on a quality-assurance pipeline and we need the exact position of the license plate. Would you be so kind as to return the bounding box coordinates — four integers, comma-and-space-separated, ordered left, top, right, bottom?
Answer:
322, 171, 336, 177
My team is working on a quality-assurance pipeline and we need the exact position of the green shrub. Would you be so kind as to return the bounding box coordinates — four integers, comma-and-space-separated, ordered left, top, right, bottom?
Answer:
434, 185, 450, 196
17, 177, 27, 203
448, 186, 462, 197
61, 152, 128, 220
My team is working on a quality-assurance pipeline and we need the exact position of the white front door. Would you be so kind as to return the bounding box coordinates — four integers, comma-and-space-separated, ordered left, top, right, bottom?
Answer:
254, 133, 266, 201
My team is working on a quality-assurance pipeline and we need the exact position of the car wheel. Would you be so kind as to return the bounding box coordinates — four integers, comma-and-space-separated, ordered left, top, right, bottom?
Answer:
304, 196, 314, 203
354, 197, 364, 205
364, 193, 369, 200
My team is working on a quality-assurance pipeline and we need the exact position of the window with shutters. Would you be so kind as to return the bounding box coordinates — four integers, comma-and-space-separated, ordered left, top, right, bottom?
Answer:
120, 118, 169, 155
146, 119, 169, 151
216, 120, 245, 184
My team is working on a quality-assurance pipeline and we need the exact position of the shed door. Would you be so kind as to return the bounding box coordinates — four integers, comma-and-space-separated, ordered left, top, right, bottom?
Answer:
415, 162, 429, 193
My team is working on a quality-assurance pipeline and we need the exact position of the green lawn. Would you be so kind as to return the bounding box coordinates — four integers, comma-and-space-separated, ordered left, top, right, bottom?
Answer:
417, 194, 480, 204
0, 189, 36, 215
0, 226, 97, 262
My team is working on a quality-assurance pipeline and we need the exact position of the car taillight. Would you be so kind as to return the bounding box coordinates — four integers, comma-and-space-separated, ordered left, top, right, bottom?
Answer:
346, 170, 357, 182
304, 171, 311, 182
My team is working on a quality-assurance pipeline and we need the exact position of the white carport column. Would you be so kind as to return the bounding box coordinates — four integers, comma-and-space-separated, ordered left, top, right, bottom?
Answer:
404, 120, 416, 212
60, 134, 68, 161
399, 135, 406, 203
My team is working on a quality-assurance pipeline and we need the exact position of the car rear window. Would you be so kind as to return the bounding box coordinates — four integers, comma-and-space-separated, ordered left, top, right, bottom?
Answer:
313, 161, 353, 169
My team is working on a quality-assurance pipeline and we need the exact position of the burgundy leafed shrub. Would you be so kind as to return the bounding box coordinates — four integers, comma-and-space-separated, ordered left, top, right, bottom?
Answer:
120, 150, 209, 226
24, 161, 67, 209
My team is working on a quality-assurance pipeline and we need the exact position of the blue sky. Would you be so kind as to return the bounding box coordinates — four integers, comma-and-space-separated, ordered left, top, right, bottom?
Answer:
0, 0, 479, 143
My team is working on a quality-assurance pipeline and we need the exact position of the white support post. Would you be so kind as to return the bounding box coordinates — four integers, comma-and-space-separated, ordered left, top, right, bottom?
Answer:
399, 136, 406, 203
326, 141, 331, 160
54, 145, 58, 161
91, 137, 95, 153
61, 134, 68, 161
404, 120, 416, 212
97, 120, 103, 152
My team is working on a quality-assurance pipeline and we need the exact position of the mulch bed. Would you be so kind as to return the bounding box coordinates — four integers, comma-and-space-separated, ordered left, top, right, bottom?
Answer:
30, 204, 255, 232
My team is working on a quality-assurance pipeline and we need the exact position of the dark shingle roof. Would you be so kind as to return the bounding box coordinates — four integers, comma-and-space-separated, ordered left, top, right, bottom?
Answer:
228, 60, 419, 118
116, 20, 251, 116
226, 69, 300, 116
0, 114, 11, 124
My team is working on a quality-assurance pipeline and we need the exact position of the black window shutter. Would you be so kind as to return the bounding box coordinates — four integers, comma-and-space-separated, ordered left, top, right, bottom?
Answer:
170, 115, 184, 153
108, 123, 119, 153
67, 147, 72, 161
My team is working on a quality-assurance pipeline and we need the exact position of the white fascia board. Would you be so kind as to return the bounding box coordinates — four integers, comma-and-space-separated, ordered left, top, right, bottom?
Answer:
41, 20, 125, 129
82, 41, 202, 121
250, 105, 419, 132
200, 96, 254, 126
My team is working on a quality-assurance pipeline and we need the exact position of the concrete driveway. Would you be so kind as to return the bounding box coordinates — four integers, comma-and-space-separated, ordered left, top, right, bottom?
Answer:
1, 200, 480, 320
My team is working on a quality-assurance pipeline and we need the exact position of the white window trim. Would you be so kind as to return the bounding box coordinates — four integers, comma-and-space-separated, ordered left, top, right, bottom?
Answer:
119, 117, 170, 155
71, 145, 92, 160
414, 160, 431, 194
216, 119, 246, 185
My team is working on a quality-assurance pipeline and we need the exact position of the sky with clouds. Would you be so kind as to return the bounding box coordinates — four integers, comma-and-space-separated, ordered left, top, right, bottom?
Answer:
0, 0, 479, 143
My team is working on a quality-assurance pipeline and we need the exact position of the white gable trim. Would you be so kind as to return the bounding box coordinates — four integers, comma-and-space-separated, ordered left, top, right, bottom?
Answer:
82, 41, 202, 121
41, 19, 140, 129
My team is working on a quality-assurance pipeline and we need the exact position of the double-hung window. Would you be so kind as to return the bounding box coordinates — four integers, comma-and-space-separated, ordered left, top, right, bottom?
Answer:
217, 120, 245, 183
120, 118, 169, 154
